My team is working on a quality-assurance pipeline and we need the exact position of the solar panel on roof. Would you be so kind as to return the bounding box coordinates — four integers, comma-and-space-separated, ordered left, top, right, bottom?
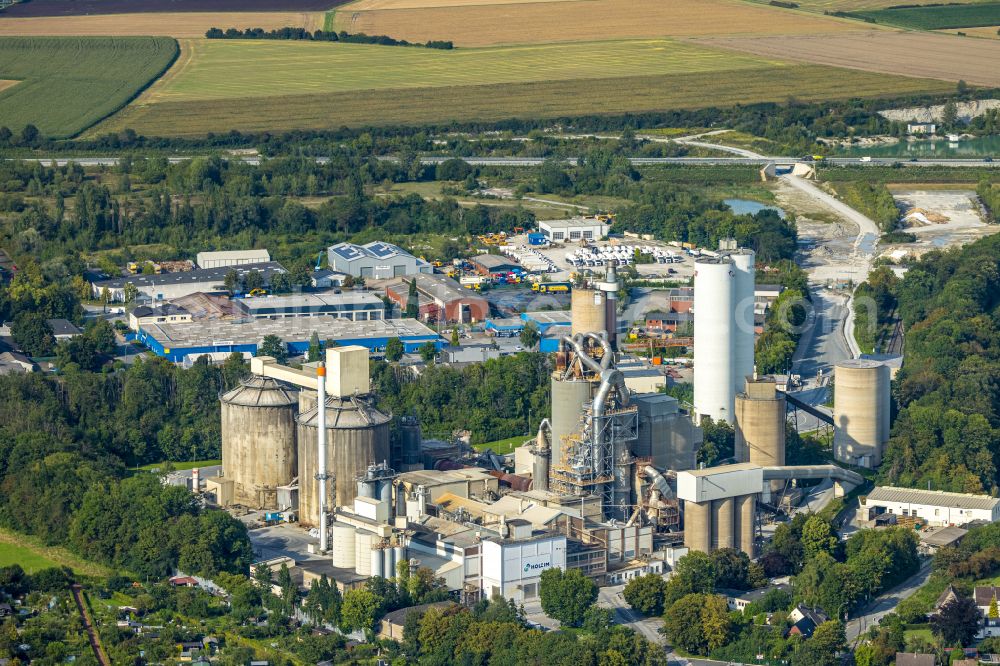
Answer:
365, 242, 399, 259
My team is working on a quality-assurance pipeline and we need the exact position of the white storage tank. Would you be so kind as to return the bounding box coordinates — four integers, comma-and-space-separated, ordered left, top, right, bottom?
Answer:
330, 523, 356, 570
371, 548, 385, 578
729, 249, 756, 396
355, 529, 375, 576
694, 257, 736, 424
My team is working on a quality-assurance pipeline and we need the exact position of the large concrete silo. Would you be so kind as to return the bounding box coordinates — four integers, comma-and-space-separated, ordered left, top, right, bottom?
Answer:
570, 287, 607, 340
220, 376, 298, 509
297, 396, 391, 526
729, 249, 756, 395
693, 257, 736, 424
735, 377, 786, 467
833, 359, 890, 468
549, 373, 594, 473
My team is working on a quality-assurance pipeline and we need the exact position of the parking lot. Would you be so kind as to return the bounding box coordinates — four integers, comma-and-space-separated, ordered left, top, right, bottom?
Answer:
503, 233, 696, 282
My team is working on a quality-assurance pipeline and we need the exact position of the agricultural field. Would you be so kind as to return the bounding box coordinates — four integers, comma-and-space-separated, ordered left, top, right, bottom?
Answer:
0, 36, 178, 137
846, 2, 1000, 29
133, 39, 787, 102
693, 31, 1000, 87
938, 24, 1000, 37
0, 0, 342, 16
0, 11, 324, 37
96, 60, 952, 136
765, 0, 998, 12
332, 0, 874, 47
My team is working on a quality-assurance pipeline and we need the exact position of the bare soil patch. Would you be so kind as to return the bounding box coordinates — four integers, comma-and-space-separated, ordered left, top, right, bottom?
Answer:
0, 79, 19, 93
691, 31, 1000, 87
0, 11, 323, 36
335, 0, 873, 47
0, 0, 342, 16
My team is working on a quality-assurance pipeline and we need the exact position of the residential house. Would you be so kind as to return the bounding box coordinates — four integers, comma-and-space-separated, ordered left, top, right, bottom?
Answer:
975, 586, 1000, 637
721, 583, 791, 612
0, 352, 36, 375
786, 604, 829, 638
895, 654, 935, 666
46, 318, 82, 341
378, 602, 456, 641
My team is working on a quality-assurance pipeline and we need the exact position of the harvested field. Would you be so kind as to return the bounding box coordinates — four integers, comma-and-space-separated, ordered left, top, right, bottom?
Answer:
95, 64, 952, 136
134, 38, 787, 103
0, 36, 178, 137
847, 2, 1000, 29
692, 32, 1000, 87
333, 0, 872, 47
0, 0, 343, 17
937, 24, 1000, 37
349, 0, 579, 7
0, 11, 324, 37
0, 79, 17, 92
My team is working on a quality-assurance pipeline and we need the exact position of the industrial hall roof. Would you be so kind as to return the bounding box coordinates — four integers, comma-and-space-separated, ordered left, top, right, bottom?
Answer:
867, 486, 1000, 511
93, 262, 286, 289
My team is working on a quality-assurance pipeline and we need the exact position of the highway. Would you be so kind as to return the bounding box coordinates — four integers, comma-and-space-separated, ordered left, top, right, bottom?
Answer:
13, 155, 1000, 168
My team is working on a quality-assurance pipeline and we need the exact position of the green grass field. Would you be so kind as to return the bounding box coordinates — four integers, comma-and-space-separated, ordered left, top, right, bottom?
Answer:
137, 459, 220, 472
0, 36, 178, 138
142, 38, 785, 103
472, 435, 530, 455
0, 528, 112, 577
0, 541, 59, 574
847, 2, 1000, 28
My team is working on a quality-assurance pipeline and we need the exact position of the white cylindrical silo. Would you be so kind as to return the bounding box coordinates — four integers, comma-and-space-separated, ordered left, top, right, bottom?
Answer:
330, 523, 356, 570
371, 548, 385, 578
694, 257, 736, 424
355, 530, 374, 576
730, 249, 756, 395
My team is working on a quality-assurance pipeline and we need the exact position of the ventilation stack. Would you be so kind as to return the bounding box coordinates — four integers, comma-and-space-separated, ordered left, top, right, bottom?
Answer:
833, 359, 890, 469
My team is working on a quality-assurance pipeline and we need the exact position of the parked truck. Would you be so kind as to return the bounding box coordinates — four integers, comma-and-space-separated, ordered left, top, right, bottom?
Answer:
532, 282, 571, 293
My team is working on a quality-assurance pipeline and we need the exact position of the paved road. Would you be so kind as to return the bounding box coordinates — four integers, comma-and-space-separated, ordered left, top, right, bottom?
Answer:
14, 155, 1000, 168
845, 559, 933, 643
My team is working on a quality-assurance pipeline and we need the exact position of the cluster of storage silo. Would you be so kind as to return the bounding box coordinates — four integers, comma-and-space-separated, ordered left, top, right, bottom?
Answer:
219, 347, 392, 524
329, 522, 407, 577
833, 359, 891, 468
678, 464, 762, 557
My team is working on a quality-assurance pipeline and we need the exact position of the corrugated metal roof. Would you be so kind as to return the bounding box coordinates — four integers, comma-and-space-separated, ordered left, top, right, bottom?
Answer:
867, 486, 1000, 511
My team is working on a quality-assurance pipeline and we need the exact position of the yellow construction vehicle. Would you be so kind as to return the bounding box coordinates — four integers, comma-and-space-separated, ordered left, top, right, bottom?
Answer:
248, 288, 268, 297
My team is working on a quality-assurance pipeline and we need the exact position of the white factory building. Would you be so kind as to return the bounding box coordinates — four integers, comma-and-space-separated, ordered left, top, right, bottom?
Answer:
481, 523, 567, 602
196, 249, 271, 269
860, 486, 1000, 527
537, 217, 611, 242
327, 241, 432, 279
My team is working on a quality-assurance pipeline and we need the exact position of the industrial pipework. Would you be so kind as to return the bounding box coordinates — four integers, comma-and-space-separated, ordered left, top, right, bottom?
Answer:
550, 332, 637, 519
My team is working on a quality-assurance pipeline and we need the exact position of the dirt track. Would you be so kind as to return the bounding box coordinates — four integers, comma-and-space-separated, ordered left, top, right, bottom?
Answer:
691, 31, 1000, 87
0, 11, 323, 36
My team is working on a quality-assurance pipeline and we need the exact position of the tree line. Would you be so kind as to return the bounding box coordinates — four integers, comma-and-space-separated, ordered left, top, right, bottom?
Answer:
874, 232, 1000, 493
205, 27, 454, 49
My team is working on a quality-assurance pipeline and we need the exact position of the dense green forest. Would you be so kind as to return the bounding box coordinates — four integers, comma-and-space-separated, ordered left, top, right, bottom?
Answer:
876, 233, 1000, 492
371, 354, 551, 444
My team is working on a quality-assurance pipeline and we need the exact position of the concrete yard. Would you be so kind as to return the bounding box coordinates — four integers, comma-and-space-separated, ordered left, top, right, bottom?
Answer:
887, 188, 999, 256
503, 233, 696, 283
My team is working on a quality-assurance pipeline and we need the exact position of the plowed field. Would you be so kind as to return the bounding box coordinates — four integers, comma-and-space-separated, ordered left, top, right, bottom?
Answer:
0, 11, 323, 37
693, 31, 1000, 87
334, 0, 872, 47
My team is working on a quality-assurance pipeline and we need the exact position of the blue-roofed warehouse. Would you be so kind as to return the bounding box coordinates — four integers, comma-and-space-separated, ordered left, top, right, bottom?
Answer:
135, 316, 441, 364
